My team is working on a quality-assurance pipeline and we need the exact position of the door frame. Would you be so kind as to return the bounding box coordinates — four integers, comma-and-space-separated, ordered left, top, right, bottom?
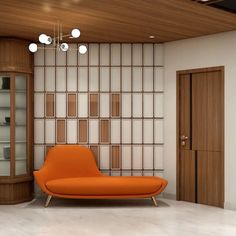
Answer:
176, 66, 225, 205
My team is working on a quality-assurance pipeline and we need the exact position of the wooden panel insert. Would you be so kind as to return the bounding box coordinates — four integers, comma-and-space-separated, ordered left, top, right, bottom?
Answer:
45, 145, 54, 160
46, 93, 54, 117
197, 151, 224, 207
68, 94, 77, 117
79, 120, 88, 143
206, 71, 223, 151
111, 94, 120, 117
112, 146, 120, 169
0, 182, 33, 204
0, 39, 33, 73
90, 94, 99, 117
56, 120, 66, 143
192, 72, 208, 151
192, 70, 223, 151
90, 145, 99, 166
100, 120, 109, 143
179, 150, 196, 203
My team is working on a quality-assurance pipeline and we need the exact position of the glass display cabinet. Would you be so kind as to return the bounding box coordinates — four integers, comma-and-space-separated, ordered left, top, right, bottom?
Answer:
0, 38, 33, 204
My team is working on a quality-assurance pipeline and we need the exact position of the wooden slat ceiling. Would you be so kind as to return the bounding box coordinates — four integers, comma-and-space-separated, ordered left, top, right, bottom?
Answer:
1, 0, 236, 43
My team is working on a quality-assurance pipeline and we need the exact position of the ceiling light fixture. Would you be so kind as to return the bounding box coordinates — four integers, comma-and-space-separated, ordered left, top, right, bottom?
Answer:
29, 21, 87, 54
149, 35, 155, 39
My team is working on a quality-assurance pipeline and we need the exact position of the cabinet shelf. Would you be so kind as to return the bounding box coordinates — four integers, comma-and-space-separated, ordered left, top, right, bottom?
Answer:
0, 107, 26, 110
0, 157, 26, 161
0, 141, 26, 144
0, 89, 26, 93
0, 124, 26, 127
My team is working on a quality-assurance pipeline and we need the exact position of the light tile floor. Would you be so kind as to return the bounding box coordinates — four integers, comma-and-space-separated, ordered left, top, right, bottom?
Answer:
0, 198, 236, 236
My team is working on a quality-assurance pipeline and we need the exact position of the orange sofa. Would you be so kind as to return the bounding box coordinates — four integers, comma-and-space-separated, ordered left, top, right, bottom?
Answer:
34, 145, 168, 207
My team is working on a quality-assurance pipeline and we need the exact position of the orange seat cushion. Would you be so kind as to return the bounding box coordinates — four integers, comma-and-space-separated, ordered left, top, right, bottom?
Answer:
46, 176, 165, 196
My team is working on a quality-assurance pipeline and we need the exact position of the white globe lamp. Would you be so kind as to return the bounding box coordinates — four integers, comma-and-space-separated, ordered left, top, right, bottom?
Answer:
79, 45, 87, 54
60, 43, 69, 52
45, 36, 52, 45
28, 43, 38, 53
39, 34, 48, 44
71, 29, 80, 38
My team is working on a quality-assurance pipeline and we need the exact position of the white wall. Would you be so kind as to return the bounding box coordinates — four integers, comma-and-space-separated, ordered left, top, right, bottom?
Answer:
164, 30, 236, 209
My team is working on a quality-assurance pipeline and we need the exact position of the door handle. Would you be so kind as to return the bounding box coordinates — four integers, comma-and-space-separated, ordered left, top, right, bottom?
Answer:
180, 135, 188, 146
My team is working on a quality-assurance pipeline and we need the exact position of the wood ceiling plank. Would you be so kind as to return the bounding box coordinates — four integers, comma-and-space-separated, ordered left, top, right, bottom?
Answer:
1, 0, 236, 42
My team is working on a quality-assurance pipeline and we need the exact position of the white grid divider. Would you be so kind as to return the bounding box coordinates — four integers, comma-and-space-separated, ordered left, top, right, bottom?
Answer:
34, 43, 165, 176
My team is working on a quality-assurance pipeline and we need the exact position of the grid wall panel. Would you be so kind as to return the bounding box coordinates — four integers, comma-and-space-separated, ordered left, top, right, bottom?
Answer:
100, 94, 110, 117
67, 119, 77, 144
34, 93, 44, 118
45, 119, 55, 143
45, 93, 55, 117
67, 44, 77, 66
122, 146, 132, 169
89, 68, 99, 91
122, 67, 131, 91
100, 67, 110, 91
78, 120, 88, 143
34, 145, 44, 169
34, 43, 164, 176
78, 43, 88, 65
45, 48, 55, 65
111, 44, 120, 66
100, 44, 110, 66
34, 67, 44, 91
34, 46, 44, 65
56, 67, 66, 91
34, 119, 44, 144
56, 50, 66, 66
67, 67, 77, 91
45, 67, 55, 91
78, 67, 88, 91
56, 94, 66, 117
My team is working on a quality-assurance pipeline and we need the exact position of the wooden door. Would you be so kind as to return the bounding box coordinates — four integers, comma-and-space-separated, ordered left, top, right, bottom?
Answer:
177, 67, 224, 208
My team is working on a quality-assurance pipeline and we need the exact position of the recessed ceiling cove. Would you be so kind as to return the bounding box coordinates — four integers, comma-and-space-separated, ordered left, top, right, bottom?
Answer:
194, 0, 236, 14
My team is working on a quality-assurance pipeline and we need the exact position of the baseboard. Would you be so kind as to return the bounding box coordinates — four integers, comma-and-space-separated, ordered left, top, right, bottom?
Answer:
162, 193, 176, 200
224, 202, 236, 210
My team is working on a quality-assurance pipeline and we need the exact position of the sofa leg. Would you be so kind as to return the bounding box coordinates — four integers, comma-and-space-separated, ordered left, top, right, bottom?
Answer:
151, 196, 158, 207
45, 195, 52, 208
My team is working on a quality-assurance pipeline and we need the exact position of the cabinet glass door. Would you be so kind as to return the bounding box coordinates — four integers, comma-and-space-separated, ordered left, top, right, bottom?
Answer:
0, 75, 11, 176
15, 75, 27, 175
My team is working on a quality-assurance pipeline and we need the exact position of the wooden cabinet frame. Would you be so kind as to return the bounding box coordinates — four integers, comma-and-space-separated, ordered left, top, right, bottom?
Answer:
0, 38, 34, 204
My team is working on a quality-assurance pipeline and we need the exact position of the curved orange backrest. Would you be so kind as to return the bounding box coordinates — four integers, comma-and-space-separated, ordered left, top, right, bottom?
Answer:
41, 145, 102, 179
